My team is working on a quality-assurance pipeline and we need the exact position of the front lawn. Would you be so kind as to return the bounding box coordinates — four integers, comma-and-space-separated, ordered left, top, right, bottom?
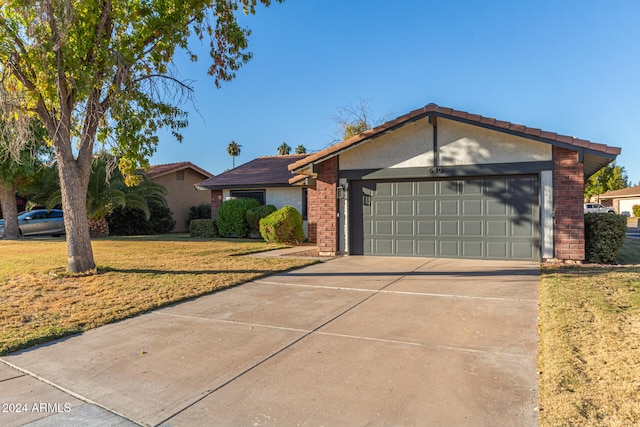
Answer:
0, 235, 316, 355
539, 238, 640, 425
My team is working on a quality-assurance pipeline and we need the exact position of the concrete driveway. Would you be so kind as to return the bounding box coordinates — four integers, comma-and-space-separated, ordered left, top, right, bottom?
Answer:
0, 256, 540, 426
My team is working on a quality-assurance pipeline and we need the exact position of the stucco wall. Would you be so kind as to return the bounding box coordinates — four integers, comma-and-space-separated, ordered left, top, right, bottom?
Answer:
438, 118, 552, 165
619, 198, 640, 216
152, 169, 211, 232
339, 116, 551, 171
340, 119, 434, 170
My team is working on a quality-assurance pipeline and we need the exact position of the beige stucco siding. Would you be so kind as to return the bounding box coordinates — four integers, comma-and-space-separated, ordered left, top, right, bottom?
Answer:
438, 118, 552, 165
152, 169, 211, 232
340, 119, 434, 170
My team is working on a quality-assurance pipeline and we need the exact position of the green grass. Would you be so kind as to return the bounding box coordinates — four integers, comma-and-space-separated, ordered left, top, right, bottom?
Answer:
0, 236, 316, 355
617, 237, 640, 265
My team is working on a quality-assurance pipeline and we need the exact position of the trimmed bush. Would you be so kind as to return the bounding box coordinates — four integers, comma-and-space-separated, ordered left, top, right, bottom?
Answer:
584, 213, 627, 263
633, 204, 640, 217
259, 206, 304, 244
189, 219, 217, 238
246, 204, 277, 238
216, 198, 262, 238
189, 203, 212, 222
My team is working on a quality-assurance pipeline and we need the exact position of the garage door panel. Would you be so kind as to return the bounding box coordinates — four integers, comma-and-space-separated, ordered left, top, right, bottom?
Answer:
487, 221, 508, 236
463, 241, 483, 257
486, 199, 508, 215
439, 200, 459, 215
439, 241, 460, 257
486, 242, 508, 258
396, 200, 414, 215
417, 240, 436, 256
395, 239, 415, 255
439, 221, 459, 236
375, 220, 393, 235
462, 220, 483, 236
511, 241, 535, 259
359, 177, 539, 260
462, 199, 483, 215
375, 200, 393, 215
417, 220, 436, 236
396, 220, 414, 235
417, 200, 436, 215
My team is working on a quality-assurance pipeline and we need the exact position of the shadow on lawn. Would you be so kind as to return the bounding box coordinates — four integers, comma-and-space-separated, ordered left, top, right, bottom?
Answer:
98, 266, 278, 275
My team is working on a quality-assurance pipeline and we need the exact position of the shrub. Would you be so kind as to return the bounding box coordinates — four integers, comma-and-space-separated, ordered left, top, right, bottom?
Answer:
216, 198, 262, 238
107, 202, 175, 235
259, 205, 304, 244
189, 219, 217, 238
584, 213, 627, 263
246, 204, 277, 238
633, 204, 640, 217
189, 203, 212, 223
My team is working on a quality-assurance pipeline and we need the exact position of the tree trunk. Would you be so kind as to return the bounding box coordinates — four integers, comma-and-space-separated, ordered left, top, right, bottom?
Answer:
56, 156, 96, 273
0, 181, 20, 239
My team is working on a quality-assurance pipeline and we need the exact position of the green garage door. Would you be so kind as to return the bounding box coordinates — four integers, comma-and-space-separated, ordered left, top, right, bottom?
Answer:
353, 176, 539, 260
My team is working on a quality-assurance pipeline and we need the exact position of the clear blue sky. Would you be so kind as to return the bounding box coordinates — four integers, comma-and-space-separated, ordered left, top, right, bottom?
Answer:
151, 0, 640, 184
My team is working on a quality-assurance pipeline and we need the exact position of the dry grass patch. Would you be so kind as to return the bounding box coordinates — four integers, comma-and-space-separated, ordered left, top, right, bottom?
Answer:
539, 265, 640, 426
0, 236, 316, 355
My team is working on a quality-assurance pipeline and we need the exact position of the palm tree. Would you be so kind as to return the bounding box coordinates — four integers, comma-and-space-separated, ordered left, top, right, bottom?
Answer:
227, 140, 241, 168
277, 142, 291, 155
295, 144, 307, 154
31, 156, 168, 237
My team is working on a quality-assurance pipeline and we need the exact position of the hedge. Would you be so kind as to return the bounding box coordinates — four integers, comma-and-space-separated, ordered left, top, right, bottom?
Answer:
216, 198, 262, 238
584, 213, 627, 263
246, 204, 277, 238
189, 219, 217, 238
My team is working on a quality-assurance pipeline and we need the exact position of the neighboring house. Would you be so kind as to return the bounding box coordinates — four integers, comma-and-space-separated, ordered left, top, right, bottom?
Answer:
146, 162, 213, 232
597, 186, 640, 216
287, 103, 620, 262
195, 155, 310, 236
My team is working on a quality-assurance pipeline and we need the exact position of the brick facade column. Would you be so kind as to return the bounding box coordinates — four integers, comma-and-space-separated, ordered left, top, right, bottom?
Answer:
210, 189, 223, 219
307, 157, 338, 255
553, 147, 585, 261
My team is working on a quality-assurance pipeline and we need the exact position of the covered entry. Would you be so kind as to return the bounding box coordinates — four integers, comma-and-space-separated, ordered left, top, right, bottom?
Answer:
350, 176, 540, 260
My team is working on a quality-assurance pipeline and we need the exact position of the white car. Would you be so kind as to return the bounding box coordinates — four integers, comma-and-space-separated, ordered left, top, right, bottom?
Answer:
584, 203, 615, 214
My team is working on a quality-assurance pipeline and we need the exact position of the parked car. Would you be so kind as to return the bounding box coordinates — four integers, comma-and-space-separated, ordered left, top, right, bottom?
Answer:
584, 203, 615, 214
0, 209, 65, 237
621, 211, 631, 217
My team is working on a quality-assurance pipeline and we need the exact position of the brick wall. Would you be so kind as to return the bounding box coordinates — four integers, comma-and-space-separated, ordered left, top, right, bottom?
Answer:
553, 147, 585, 261
210, 189, 223, 219
307, 157, 338, 254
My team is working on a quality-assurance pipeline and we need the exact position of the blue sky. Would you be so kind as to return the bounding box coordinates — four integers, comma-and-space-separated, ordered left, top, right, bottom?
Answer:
151, 0, 640, 184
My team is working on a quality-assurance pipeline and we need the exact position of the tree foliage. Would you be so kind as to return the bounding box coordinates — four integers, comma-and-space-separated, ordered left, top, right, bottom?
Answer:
332, 98, 390, 141
584, 162, 629, 201
0, 0, 280, 271
294, 144, 306, 154
227, 140, 241, 168
277, 141, 291, 155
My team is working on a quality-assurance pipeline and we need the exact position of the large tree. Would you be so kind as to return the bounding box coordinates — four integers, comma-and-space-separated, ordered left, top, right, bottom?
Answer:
584, 162, 630, 201
277, 141, 291, 155
0, 0, 279, 272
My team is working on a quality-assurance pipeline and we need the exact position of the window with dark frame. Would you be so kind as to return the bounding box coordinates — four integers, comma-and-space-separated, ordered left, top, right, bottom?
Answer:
229, 190, 266, 205
302, 188, 308, 220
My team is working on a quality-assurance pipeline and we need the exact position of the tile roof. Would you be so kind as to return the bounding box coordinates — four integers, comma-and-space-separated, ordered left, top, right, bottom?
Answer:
146, 162, 213, 179
196, 155, 309, 190
600, 185, 640, 198
288, 103, 621, 173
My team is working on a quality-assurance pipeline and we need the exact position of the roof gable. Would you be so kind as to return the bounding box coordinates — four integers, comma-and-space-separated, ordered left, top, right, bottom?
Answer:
288, 103, 621, 178
197, 155, 308, 190
146, 162, 213, 179
600, 185, 640, 199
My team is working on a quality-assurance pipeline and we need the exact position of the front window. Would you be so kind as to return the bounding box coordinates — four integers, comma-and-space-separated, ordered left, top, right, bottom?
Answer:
229, 190, 266, 205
